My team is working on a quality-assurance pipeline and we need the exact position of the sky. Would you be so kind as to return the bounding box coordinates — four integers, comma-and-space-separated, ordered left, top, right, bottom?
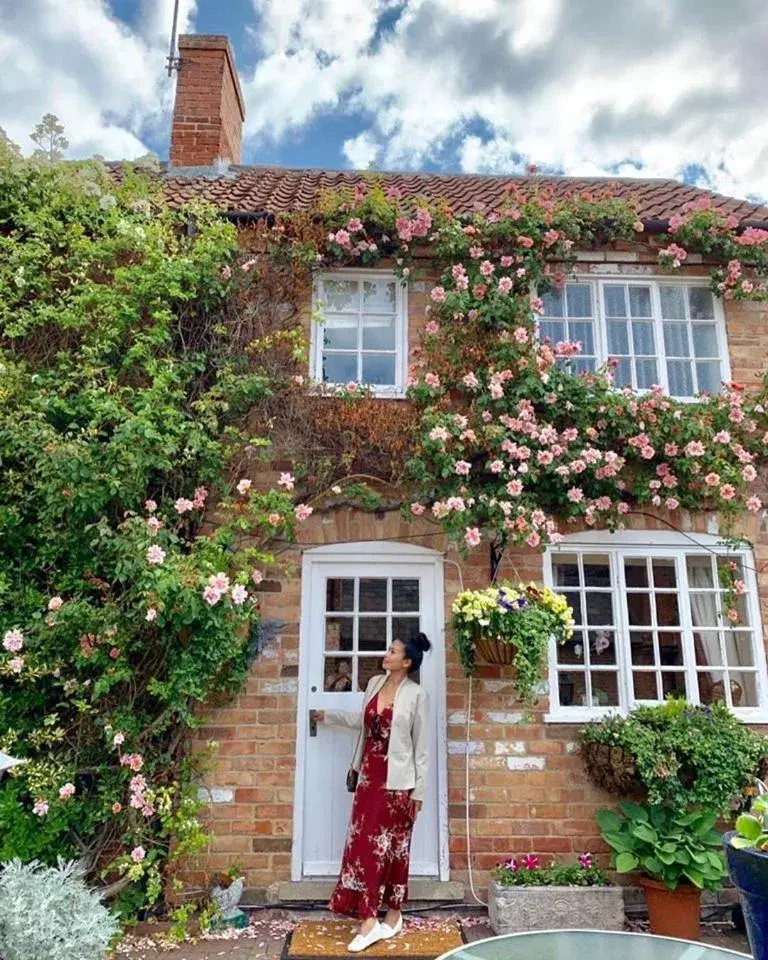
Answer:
1, 0, 768, 201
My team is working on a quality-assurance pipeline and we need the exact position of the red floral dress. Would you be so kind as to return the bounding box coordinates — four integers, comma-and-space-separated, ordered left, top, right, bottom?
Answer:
329, 696, 416, 919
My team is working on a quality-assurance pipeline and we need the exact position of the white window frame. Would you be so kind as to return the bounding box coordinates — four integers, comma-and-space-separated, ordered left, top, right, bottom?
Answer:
538, 276, 731, 399
310, 269, 408, 398
544, 530, 768, 723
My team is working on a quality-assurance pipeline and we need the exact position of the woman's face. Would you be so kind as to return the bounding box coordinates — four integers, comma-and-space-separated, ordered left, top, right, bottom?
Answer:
383, 639, 411, 674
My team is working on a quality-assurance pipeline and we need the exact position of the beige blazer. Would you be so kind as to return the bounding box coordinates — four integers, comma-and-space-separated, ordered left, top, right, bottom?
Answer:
324, 674, 429, 803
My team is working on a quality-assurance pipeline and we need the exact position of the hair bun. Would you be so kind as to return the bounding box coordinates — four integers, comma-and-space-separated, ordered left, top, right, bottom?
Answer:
416, 632, 431, 653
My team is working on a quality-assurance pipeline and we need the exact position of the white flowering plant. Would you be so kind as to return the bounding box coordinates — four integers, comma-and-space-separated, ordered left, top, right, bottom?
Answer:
451, 582, 574, 703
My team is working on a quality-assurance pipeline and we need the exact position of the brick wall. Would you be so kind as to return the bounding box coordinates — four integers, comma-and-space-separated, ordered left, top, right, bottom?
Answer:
181, 247, 768, 898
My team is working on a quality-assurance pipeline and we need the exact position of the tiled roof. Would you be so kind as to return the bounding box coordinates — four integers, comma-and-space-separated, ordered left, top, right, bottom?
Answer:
139, 164, 768, 224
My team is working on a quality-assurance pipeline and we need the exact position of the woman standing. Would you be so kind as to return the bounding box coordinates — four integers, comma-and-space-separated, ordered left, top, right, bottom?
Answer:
315, 633, 431, 953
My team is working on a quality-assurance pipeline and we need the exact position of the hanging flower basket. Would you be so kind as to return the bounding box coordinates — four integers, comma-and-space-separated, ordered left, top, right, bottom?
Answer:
580, 740, 644, 796
451, 582, 575, 704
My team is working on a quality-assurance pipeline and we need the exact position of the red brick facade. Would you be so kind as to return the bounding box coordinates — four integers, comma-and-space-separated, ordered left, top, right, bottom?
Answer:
183, 246, 768, 900
169, 35, 246, 168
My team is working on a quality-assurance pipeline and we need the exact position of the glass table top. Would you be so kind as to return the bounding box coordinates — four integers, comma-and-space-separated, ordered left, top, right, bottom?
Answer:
439, 931, 750, 960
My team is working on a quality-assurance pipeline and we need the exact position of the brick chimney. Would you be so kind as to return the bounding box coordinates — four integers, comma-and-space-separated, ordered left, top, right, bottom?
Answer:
169, 35, 246, 168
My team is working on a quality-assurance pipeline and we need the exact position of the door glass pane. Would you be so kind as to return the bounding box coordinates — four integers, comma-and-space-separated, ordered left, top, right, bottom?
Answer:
324, 656, 354, 692
663, 322, 690, 357
393, 579, 420, 612
688, 286, 715, 319
363, 280, 396, 313
607, 320, 629, 354
567, 284, 592, 317
362, 315, 396, 350
660, 285, 686, 319
326, 578, 355, 612
628, 285, 652, 317
323, 352, 357, 383
358, 658, 383, 692
322, 279, 358, 312
325, 617, 354, 652
323, 314, 358, 350
603, 286, 626, 317
692, 324, 719, 358
361, 354, 396, 385
359, 579, 387, 611
359, 617, 388, 651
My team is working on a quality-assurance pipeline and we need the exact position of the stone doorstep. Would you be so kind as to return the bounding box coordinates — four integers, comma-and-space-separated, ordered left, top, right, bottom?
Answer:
263, 879, 465, 905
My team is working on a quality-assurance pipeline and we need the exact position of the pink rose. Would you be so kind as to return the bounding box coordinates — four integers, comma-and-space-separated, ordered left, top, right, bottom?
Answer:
48, 597, 64, 612
131, 846, 146, 863
59, 782, 75, 800
464, 527, 482, 547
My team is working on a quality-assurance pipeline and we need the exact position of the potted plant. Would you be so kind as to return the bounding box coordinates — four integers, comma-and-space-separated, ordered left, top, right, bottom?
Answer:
724, 787, 768, 960
597, 802, 726, 941
451, 582, 574, 704
488, 852, 624, 934
210, 865, 247, 930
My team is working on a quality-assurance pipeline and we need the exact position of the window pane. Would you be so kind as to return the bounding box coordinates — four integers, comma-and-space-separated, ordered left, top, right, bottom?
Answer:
694, 631, 723, 666
658, 632, 684, 665
636, 358, 659, 389
614, 358, 632, 387
326, 578, 355, 612
362, 315, 396, 350
687, 555, 714, 588
729, 672, 759, 707
359, 578, 387, 611
663, 322, 690, 357
661, 672, 687, 698
692, 324, 719, 358
541, 289, 564, 317
607, 320, 630, 355
559, 632, 586, 665
667, 360, 694, 397
690, 593, 719, 629
624, 559, 649, 588
699, 670, 727, 705
591, 672, 620, 706
585, 593, 614, 625
564, 592, 583, 625
361, 354, 396, 385
696, 362, 721, 394
325, 617, 354, 652
632, 321, 655, 356
655, 593, 680, 627
630, 631, 655, 665
557, 671, 585, 707
322, 279, 358, 312
633, 671, 660, 701
688, 286, 715, 320
590, 630, 616, 664
392, 616, 421, 644
392, 579, 419, 612
323, 352, 357, 383
570, 357, 596, 374
567, 284, 592, 317
652, 560, 677, 589
359, 617, 388, 651
603, 286, 627, 317
569, 320, 595, 355
539, 320, 566, 343
627, 593, 652, 626
583, 556, 611, 587
363, 280, 396, 313
660, 285, 686, 319
629, 285, 652, 317
323, 314, 358, 350
725, 633, 756, 668
553, 557, 580, 587
325, 656, 354, 692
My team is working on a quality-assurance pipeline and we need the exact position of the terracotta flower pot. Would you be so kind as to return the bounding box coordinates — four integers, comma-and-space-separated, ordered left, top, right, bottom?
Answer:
475, 635, 515, 666
640, 876, 701, 941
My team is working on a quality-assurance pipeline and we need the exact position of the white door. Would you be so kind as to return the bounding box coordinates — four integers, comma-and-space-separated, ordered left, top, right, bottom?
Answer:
293, 542, 447, 880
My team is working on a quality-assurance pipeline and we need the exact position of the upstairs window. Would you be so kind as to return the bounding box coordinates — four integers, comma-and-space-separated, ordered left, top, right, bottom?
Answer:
539, 280, 729, 398
312, 271, 407, 396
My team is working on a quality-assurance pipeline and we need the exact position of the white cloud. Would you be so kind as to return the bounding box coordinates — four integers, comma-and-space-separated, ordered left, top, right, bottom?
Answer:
0, 0, 196, 159
342, 131, 380, 168
240, 0, 768, 200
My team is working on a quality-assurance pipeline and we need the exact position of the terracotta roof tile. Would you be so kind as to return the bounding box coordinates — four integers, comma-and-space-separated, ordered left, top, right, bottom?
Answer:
117, 164, 768, 224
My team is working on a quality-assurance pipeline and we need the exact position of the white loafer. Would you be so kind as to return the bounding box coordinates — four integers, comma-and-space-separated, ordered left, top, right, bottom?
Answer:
380, 914, 403, 939
348, 921, 384, 953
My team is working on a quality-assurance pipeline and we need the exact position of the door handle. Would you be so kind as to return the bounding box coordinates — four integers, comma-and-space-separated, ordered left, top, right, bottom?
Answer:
309, 709, 319, 737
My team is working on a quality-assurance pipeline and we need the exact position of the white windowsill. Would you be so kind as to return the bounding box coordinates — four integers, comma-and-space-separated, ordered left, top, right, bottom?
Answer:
545, 709, 768, 725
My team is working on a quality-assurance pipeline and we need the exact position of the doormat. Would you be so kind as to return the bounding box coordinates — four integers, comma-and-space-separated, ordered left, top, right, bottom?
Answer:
283, 919, 465, 960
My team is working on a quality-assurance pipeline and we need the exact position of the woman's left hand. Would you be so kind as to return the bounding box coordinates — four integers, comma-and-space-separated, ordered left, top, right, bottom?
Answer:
412, 800, 422, 818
